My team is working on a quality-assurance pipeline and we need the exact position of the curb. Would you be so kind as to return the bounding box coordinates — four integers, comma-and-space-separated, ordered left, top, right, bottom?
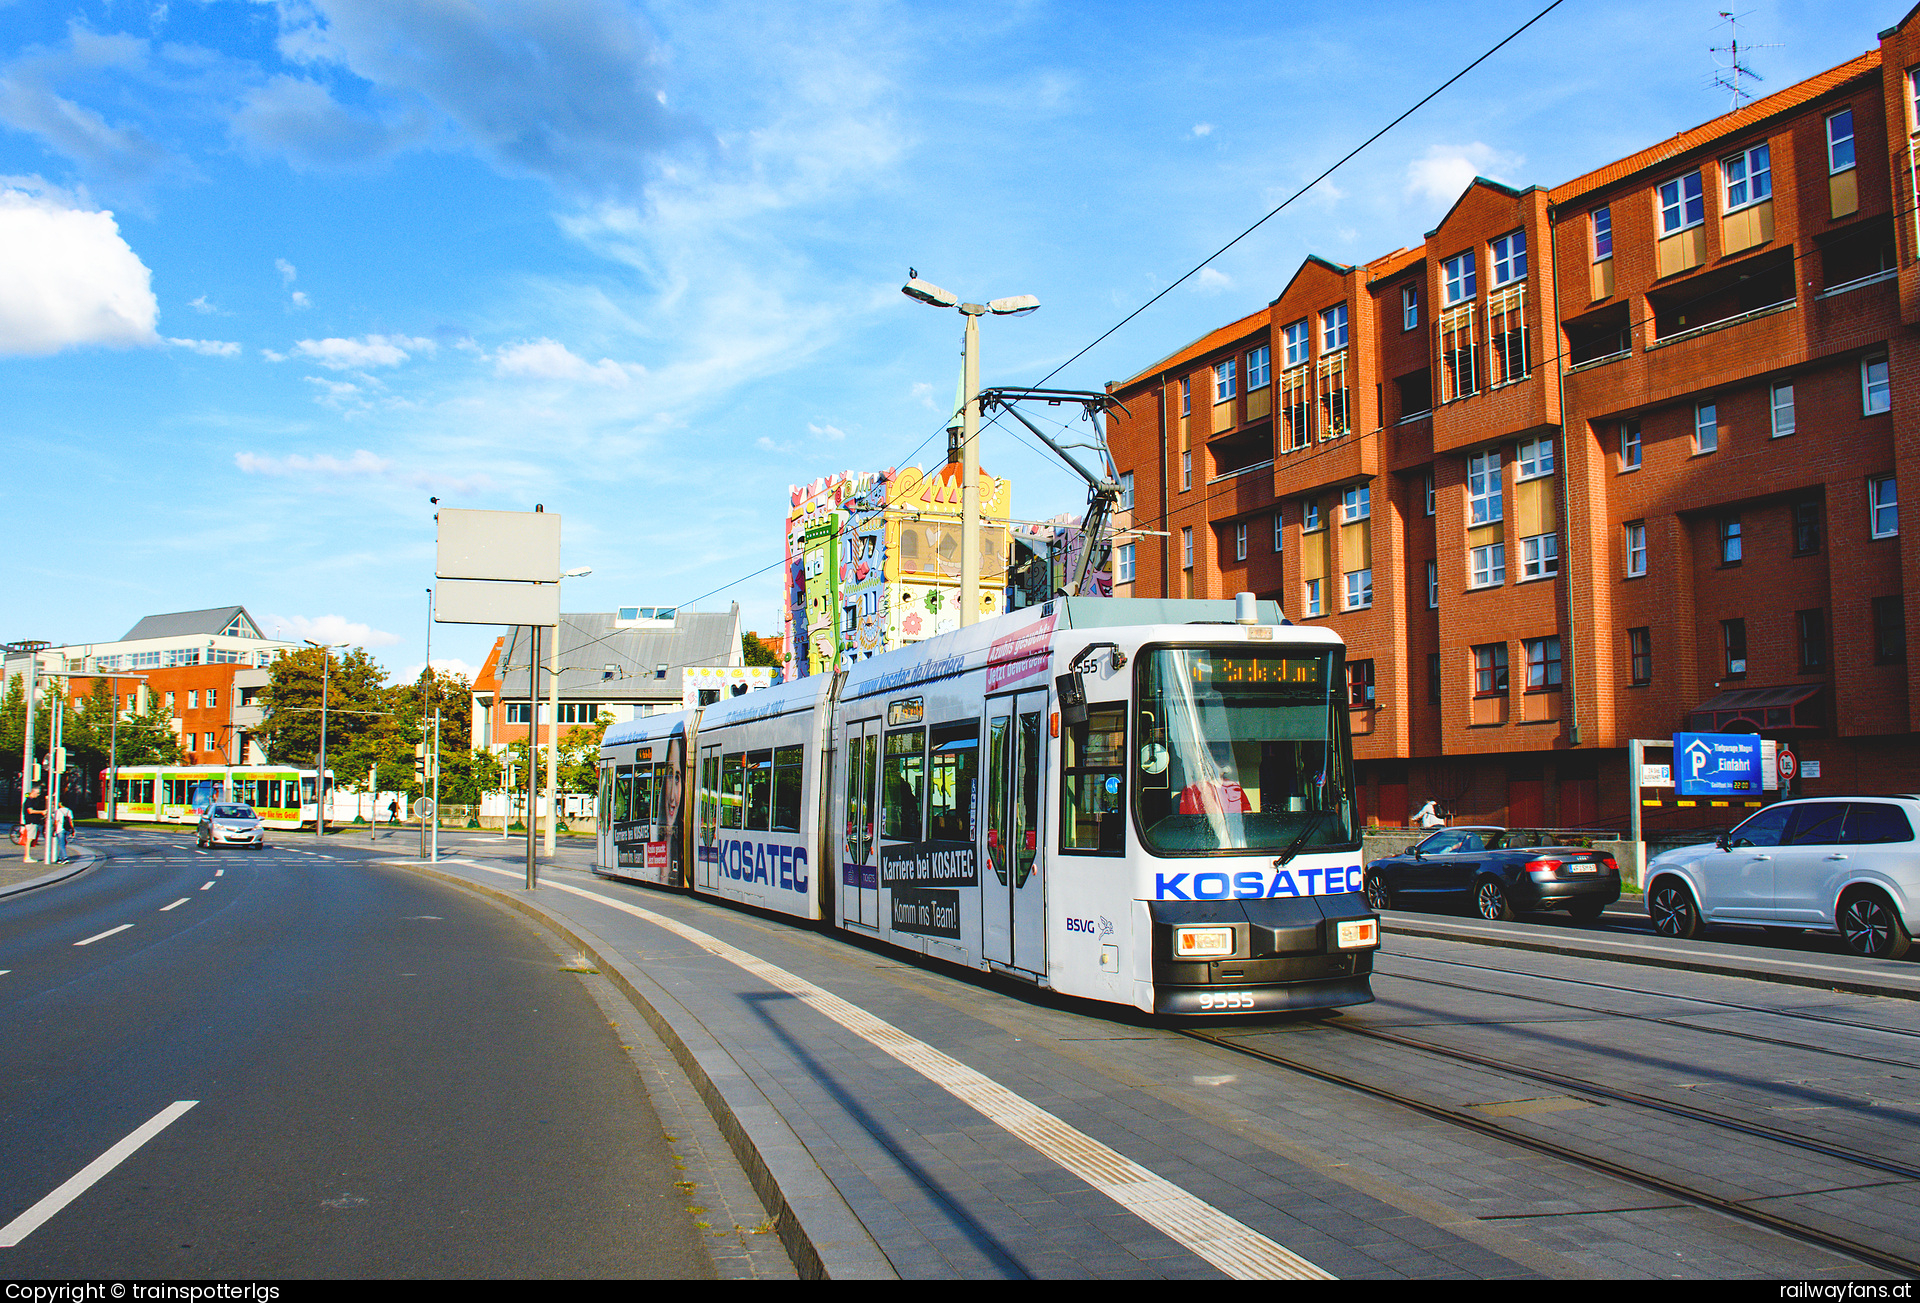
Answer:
0, 850, 99, 899
399, 862, 897, 1281
1382, 913, 1920, 1001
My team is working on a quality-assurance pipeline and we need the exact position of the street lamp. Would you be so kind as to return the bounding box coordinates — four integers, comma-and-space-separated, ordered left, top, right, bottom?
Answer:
543, 566, 593, 858
304, 640, 347, 839
902, 272, 1039, 627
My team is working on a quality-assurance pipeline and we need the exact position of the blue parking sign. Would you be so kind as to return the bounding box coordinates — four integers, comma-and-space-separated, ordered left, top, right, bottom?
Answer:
1674, 732, 1764, 796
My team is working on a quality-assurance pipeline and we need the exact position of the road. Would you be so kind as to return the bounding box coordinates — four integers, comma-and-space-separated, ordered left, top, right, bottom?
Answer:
0, 827, 733, 1278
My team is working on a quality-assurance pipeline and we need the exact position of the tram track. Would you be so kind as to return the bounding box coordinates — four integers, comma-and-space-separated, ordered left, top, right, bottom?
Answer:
1180, 1023, 1920, 1279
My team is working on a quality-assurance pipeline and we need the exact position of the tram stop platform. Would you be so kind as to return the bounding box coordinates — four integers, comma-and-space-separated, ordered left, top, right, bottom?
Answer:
384, 841, 1898, 1281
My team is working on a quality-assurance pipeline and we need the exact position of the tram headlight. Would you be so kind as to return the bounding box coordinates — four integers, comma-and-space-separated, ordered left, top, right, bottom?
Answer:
1174, 926, 1235, 959
1336, 919, 1379, 949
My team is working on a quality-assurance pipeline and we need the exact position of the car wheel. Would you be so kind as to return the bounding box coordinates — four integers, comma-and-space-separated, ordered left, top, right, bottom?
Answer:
1838, 892, 1913, 961
1567, 899, 1606, 923
1648, 879, 1703, 939
1475, 878, 1516, 922
1364, 871, 1395, 912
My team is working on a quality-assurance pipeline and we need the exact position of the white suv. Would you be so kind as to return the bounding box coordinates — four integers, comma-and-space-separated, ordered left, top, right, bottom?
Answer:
1644, 796, 1919, 959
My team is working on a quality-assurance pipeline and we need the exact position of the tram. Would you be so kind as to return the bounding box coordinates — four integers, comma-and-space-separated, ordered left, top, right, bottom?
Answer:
596, 595, 1378, 1016
99, 764, 330, 830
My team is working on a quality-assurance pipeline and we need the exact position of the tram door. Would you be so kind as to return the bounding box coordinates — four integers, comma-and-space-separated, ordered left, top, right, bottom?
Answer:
983, 690, 1047, 974
697, 744, 721, 890
841, 718, 880, 928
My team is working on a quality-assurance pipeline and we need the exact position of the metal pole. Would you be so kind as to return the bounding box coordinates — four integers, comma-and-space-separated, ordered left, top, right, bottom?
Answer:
422, 586, 432, 862
108, 685, 119, 823
45, 682, 61, 861
544, 610, 560, 859
960, 305, 982, 628
430, 706, 440, 865
20, 651, 37, 860
526, 624, 538, 889
315, 651, 330, 840
1628, 738, 1646, 890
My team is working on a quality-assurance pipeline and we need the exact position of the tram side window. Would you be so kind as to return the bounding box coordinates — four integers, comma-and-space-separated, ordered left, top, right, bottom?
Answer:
845, 731, 877, 864
699, 754, 720, 845
745, 749, 773, 831
1062, 705, 1127, 855
882, 727, 926, 841
720, 753, 745, 828
927, 721, 979, 843
612, 766, 632, 822
636, 763, 657, 826
772, 745, 804, 833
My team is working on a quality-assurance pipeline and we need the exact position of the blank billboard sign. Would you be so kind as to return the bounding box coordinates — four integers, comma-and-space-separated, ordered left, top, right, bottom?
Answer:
436, 509, 562, 583
435, 579, 559, 627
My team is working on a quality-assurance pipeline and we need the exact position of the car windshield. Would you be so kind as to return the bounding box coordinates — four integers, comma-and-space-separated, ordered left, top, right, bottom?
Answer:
1134, 647, 1354, 853
212, 804, 254, 819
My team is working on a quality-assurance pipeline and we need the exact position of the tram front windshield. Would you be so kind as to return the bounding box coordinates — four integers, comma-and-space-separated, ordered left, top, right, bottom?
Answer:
1135, 648, 1354, 854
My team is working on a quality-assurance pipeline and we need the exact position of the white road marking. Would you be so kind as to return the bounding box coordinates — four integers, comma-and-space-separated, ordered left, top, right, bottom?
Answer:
214, 870, 224, 877
0, 1101, 198, 1247
74, 924, 134, 947
160, 898, 190, 912
453, 860, 1330, 1280
199, 881, 214, 891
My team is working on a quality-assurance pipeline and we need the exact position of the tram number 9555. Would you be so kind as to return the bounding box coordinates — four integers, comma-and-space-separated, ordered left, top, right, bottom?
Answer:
1196, 990, 1257, 1012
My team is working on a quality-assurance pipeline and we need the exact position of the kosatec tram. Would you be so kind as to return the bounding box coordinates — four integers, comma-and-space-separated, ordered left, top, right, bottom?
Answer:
596, 595, 1379, 1016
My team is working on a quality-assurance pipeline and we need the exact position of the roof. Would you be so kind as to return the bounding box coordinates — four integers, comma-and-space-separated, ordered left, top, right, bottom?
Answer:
1551, 49, 1882, 207
1113, 304, 1271, 392
493, 605, 742, 702
121, 606, 264, 641
1365, 246, 1424, 286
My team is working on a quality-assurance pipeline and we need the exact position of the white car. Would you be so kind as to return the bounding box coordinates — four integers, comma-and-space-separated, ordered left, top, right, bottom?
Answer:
1644, 796, 1919, 959
197, 802, 266, 849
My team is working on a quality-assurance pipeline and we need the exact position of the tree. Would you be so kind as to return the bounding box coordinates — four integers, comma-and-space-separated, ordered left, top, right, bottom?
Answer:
742, 631, 780, 667
260, 646, 397, 779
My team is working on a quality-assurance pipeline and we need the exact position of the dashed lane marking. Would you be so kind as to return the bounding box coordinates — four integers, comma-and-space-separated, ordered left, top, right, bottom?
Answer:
74, 924, 134, 947
199, 881, 214, 891
160, 898, 190, 912
449, 860, 1331, 1281
0, 1101, 198, 1247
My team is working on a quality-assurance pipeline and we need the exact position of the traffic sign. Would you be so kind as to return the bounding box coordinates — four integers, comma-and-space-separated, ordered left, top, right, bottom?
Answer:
1675, 732, 1764, 796
417, 799, 435, 820
1778, 745, 1797, 784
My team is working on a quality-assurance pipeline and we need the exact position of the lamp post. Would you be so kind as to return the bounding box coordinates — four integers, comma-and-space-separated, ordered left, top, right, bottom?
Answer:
902, 273, 1038, 628
304, 640, 347, 839
421, 587, 432, 862
544, 567, 593, 859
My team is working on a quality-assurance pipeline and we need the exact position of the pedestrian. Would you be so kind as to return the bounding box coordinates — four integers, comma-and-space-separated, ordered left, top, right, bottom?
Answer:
55, 800, 72, 863
21, 785, 46, 862
387, 798, 399, 826
1414, 799, 1446, 829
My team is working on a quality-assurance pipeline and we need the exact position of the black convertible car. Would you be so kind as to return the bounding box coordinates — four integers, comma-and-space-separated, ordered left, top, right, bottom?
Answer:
1362, 826, 1622, 922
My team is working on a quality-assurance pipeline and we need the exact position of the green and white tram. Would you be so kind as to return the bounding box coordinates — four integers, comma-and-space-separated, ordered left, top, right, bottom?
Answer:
100, 764, 331, 830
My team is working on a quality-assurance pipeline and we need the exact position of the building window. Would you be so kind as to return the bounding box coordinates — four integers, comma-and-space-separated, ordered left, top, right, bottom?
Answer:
1719, 515, 1742, 564
1304, 498, 1322, 531
1470, 543, 1505, 588
1234, 522, 1248, 562
165, 691, 176, 708
1516, 437, 1554, 480
1273, 511, 1283, 551
1427, 558, 1439, 609
1694, 401, 1717, 454
1424, 472, 1435, 516
1443, 250, 1476, 305
1771, 383, 1795, 437
1620, 419, 1641, 470
1863, 354, 1891, 414
1345, 568, 1373, 610
1428, 652, 1442, 705
1491, 229, 1527, 286
1320, 303, 1348, 352
1182, 526, 1193, 570
655, 663, 668, 680
1246, 344, 1270, 390
1117, 543, 1135, 584
1828, 108, 1856, 174
1793, 500, 1821, 556
1592, 206, 1613, 260
558, 703, 600, 723
1347, 659, 1375, 707
1625, 521, 1647, 577
1521, 533, 1559, 579
1629, 627, 1652, 685
1119, 471, 1133, 510
1468, 450, 1502, 524
1722, 144, 1771, 211
1181, 450, 1191, 491
1304, 578, 1323, 617
1874, 595, 1906, 663
1402, 284, 1419, 331
1213, 358, 1236, 403
1722, 619, 1748, 677
1180, 376, 1191, 416
1525, 637, 1562, 689
1474, 643, 1509, 695
1659, 170, 1705, 235
1342, 483, 1370, 522
207, 688, 218, 708
1872, 475, 1899, 538
188, 690, 198, 710
1797, 609, 1826, 673
506, 702, 533, 723
1282, 319, 1309, 369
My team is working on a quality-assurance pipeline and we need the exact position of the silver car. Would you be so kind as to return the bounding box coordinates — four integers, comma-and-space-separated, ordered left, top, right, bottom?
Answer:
1644, 796, 1919, 958
197, 802, 266, 850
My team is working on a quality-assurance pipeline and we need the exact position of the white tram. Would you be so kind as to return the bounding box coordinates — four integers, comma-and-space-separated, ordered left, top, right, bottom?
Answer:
597, 596, 1379, 1016
100, 763, 330, 830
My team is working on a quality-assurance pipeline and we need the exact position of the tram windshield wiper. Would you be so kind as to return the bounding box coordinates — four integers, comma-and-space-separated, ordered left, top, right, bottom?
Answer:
1276, 811, 1325, 867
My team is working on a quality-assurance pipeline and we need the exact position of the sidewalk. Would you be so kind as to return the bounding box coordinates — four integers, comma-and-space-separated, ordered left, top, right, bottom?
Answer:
0, 841, 99, 897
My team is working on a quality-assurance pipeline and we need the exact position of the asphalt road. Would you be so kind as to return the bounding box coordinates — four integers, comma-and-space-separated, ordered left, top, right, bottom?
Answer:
0, 828, 718, 1278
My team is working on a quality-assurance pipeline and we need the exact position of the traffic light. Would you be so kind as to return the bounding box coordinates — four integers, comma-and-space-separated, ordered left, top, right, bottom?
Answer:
414, 742, 427, 785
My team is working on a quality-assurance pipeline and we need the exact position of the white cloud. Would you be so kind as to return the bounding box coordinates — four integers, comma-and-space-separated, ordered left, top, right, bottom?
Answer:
231, 74, 429, 169
1406, 143, 1522, 204
276, 257, 298, 286
808, 422, 845, 440
167, 337, 242, 356
235, 448, 392, 476
258, 611, 403, 648
1190, 123, 1214, 137
189, 294, 216, 314
911, 381, 935, 409
398, 657, 482, 684
0, 182, 159, 355
292, 334, 435, 369
290, 290, 311, 309
1193, 266, 1233, 293
492, 337, 634, 386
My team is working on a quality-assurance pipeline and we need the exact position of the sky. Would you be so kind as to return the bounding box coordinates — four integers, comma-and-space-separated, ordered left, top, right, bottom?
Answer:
0, 0, 1899, 684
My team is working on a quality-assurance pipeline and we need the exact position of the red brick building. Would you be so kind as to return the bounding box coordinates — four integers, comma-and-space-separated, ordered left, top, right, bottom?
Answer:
1105, 19, 1920, 837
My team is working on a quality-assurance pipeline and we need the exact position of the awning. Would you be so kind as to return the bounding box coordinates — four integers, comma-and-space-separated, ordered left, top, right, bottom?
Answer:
1686, 682, 1824, 733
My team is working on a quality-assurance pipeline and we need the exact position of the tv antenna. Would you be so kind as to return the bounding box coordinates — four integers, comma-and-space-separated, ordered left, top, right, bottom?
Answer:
1710, 11, 1778, 111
